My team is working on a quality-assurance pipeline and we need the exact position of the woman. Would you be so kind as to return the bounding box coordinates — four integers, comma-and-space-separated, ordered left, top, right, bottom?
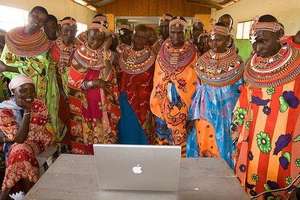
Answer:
0, 6, 60, 138
68, 21, 120, 155
189, 23, 244, 167
76, 14, 108, 46
118, 24, 156, 144
0, 75, 53, 200
50, 17, 77, 142
150, 17, 198, 157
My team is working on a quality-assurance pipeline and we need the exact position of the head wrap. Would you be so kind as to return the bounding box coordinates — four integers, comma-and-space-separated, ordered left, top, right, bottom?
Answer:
159, 14, 173, 25
59, 18, 77, 26
119, 24, 132, 31
251, 21, 283, 34
169, 16, 187, 30
211, 25, 229, 36
93, 15, 108, 28
9, 74, 33, 94
88, 22, 107, 32
192, 18, 204, 26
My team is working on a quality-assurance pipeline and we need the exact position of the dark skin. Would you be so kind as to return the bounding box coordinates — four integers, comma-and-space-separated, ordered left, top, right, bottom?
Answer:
44, 20, 59, 41
198, 34, 210, 55
186, 33, 229, 131
218, 15, 233, 32
159, 20, 170, 40
25, 10, 48, 35
210, 34, 229, 53
254, 30, 281, 58
132, 30, 148, 51
169, 24, 185, 48
56, 24, 77, 100
0, 84, 35, 200
293, 30, 300, 44
13, 83, 36, 143
61, 23, 77, 51
119, 28, 132, 46
81, 29, 112, 92
192, 22, 204, 44
0, 10, 48, 73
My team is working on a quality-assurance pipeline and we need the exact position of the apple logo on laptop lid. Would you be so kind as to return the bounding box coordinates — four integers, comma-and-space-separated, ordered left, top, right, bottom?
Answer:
132, 164, 143, 175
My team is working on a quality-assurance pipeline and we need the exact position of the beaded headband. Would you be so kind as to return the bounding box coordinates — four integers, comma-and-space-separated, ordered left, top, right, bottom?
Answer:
119, 24, 132, 31
93, 16, 107, 23
59, 19, 76, 26
159, 14, 173, 24
88, 22, 107, 32
211, 25, 229, 36
169, 17, 187, 29
252, 22, 283, 33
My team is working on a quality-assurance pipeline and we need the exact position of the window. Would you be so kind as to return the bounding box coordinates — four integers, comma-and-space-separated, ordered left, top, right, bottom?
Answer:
0, 5, 28, 31
76, 22, 87, 36
236, 20, 254, 39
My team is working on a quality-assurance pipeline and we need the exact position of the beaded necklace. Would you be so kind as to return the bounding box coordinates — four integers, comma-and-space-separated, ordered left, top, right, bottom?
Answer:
55, 37, 77, 74
157, 39, 196, 76
74, 42, 111, 70
245, 45, 300, 87
6, 27, 50, 57
196, 48, 243, 87
119, 45, 155, 74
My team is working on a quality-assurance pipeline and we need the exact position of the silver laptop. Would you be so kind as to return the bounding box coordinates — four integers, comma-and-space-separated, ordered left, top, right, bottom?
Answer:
93, 144, 181, 192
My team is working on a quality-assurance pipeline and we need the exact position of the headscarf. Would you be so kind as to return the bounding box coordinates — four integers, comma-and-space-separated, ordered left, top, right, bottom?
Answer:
93, 15, 108, 28
159, 13, 173, 25
88, 22, 107, 33
252, 21, 283, 33
8, 74, 33, 94
59, 17, 77, 26
211, 25, 229, 36
169, 16, 187, 30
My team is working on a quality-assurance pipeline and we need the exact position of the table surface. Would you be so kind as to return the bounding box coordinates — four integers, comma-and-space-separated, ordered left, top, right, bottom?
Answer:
25, 154, 250, 200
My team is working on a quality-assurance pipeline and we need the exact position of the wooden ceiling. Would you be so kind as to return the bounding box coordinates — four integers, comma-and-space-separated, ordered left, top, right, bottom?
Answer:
81, 0, 239, 15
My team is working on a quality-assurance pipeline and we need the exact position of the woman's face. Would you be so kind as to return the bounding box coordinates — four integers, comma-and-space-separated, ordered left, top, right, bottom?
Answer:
210, 34, 229, 53
61, 24, 77, 45
87, 29, 106, 50
28, 10, 48, 33
169, 24, 185, 48
14, 83, 36, 108
133, 30, 148, 50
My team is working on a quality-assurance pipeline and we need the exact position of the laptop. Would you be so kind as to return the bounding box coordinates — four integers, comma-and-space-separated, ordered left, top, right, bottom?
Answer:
93, 144, 181, 192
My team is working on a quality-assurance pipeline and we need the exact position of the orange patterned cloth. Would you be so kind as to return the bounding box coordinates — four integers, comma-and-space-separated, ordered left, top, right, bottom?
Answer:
233, 45, 300, 199
0, 99, 53, 190
150, 39, 198, 156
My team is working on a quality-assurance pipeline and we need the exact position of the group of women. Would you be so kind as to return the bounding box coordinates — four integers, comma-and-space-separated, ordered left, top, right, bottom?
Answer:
0, 5, 299, 200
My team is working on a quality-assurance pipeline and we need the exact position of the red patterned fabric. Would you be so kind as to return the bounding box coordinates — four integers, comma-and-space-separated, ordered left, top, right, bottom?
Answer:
0, 99, 53, 190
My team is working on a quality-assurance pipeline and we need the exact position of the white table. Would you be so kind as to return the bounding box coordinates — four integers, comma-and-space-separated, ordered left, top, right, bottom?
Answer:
25, 154, 250, 200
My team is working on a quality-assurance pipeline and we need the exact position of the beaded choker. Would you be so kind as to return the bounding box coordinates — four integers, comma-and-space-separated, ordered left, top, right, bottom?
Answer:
119, 45, 155, 74
55, 37, 77, 73
157, 39, 196, 74
244, 45, 300, 87
73, 43, 111, 70
6, 27, 50, 57
196, 48, 243, 87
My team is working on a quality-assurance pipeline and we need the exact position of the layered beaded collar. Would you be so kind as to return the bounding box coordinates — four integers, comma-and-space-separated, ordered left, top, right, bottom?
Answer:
6, 27, 50, 57
73, 42, 112, 70
119, 45, 155, 74
157, 39, 197, 74
196, 48, 243, 87
245, 44, 300, 87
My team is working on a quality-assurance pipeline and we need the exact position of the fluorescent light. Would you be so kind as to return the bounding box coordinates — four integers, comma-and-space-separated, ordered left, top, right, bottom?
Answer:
87, 5, 97, 11
74, 0, 87, 6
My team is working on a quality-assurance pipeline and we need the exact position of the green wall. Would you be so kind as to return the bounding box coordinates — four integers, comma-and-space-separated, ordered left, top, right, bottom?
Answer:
235, 39, 252, 62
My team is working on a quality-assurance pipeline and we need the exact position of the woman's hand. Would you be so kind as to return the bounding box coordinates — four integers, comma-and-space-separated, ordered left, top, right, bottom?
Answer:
81, 80, 93, 90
